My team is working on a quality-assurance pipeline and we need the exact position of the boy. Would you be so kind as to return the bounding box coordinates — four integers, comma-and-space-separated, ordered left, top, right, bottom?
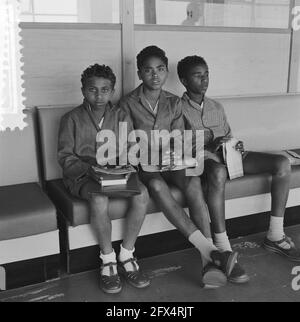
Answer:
177, 55, 300, 282
119, 46, 238, 289
58, 64, 150, 294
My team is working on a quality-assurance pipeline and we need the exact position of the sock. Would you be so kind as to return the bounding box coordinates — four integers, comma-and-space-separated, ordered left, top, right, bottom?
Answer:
207, 237, 214, 245
100, 250, 117, 276
119, 244, 139, 272
267, 216, 285, 242
214, 232, 232, 252
188, 230, 217, 267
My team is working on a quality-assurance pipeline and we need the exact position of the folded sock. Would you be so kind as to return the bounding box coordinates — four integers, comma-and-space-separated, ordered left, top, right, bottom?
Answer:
119, 244, 139, 272
100, 250, 117, 276
267, 216, 284, 242
214, 232, 232, 252
188, 230, 217, 267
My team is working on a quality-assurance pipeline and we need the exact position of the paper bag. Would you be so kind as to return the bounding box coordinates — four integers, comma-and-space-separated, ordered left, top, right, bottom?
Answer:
222, 138, 244, 180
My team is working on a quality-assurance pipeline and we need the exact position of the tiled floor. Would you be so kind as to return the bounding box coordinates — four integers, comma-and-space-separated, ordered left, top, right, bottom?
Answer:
1, 225, 300, 302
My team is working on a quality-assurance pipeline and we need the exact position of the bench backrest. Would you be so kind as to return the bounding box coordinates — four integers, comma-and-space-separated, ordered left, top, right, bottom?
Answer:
37, 105, 74, 181
37, 94, 300, 181
0, 108, 39, 186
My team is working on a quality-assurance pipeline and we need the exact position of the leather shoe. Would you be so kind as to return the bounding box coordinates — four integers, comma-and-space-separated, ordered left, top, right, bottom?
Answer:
119, 257, 150, 288
202, 263, 227, 289
210, 250, 238, 277
100, 262, 122, 294
228, 262, 250, 284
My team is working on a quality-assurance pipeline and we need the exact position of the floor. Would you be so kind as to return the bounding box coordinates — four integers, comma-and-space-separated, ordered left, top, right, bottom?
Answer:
1, 225, 300, 302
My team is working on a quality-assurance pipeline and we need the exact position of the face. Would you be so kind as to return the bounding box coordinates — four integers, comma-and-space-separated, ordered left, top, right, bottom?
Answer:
138, 56, 168, 91
82, 76, 114, 109
182, 64, 209, 96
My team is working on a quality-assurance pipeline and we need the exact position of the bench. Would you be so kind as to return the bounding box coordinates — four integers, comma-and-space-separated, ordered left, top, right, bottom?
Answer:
36, 93, 300, 273
0, 108, 60, 290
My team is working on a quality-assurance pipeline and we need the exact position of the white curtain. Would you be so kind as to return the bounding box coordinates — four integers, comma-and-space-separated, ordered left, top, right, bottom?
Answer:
0, 0, 26, 131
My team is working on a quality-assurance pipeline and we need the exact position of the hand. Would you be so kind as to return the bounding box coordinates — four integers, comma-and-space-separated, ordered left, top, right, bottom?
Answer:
207, 137, 231, 153
235, 140, 244, 153
161, 150, 181, 169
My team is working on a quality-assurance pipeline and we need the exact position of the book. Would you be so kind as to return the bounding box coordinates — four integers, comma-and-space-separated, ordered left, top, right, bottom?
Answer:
141, 156, 198, 172
222, 138, 244, 180
99, 174, 128, 187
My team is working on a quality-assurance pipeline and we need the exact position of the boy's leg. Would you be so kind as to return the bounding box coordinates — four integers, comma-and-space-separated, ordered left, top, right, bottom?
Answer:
204, 159, 227, 235
204, 159, 249, 283
122, 178, 149, 250
140, 170, 237, 282
140, 171, 200, 238
243, 152, 290, 220
167, 170, 212, 239
118, 178, 151, 288
80, 180, 121, 294
243, 152, 300, 261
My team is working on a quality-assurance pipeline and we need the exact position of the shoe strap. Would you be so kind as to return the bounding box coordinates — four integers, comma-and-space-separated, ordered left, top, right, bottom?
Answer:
120, 257, 139, 272
101, 261, 118, 276
275, 236, 294, 249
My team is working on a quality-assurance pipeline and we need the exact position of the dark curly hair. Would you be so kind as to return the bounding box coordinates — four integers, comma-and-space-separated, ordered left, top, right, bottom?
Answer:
136, 45, 168, 71
81, 64, 116, 88
177, 55, 208, 80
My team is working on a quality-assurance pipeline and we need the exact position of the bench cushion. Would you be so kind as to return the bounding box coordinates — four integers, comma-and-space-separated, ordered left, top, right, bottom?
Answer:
46, 180, 185, 226
0, 183, 57, 240
225, 165, 300, 199
47, 165, 300, 227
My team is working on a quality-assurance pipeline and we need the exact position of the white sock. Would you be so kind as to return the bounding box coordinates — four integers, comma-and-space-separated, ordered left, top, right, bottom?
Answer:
267, 216, 284, 241
100, 250, 117, 276
188, 230, 217, 267
207, 237, 214, 245
118, 244, 139, 272
214, 232, 232, 252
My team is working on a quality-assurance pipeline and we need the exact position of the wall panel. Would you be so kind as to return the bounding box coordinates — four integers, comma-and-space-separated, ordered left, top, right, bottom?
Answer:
135, 29, 291, 97
21, 26, 122, 107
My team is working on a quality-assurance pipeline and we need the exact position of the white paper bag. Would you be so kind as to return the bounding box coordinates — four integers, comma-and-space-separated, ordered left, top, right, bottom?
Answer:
222, 138, 244, 180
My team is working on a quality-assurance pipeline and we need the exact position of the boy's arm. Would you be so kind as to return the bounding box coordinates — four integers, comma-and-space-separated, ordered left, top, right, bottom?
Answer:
117, 107, 137, 165
221, 104, 233, 140
171, 98, 185, 133
58, 114, 93, 181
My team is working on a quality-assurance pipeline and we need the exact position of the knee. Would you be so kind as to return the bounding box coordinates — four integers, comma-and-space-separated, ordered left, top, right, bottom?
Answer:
134, 183, 150, 207
207, 164, 228, 187
185, 177, 202, 195
89, 194, 109, 209
273, 155, 291, 177
148, 178, 168, 195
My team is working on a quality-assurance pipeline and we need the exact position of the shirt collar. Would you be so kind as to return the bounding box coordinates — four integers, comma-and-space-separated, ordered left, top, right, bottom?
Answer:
135, 84, 168, 116
182, 92, 204, 111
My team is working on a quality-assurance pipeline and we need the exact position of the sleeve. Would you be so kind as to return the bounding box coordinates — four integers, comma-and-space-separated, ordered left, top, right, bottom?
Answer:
171, 98, 185, 133
220, 103, 233, 139
57, 114, 91, 181
117, 104, 138, 165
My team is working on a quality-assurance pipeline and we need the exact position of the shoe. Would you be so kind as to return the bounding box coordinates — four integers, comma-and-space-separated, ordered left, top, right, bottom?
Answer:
228, 262, 250, 284
119, 257, 151, 289
262, 235, 300, 262
202, 263, 227, 289
100, 262, 122, 294
210, 250, 238, 277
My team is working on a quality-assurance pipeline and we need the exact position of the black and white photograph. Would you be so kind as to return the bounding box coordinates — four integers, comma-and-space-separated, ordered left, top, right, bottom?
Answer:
0, 0, 300, 306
